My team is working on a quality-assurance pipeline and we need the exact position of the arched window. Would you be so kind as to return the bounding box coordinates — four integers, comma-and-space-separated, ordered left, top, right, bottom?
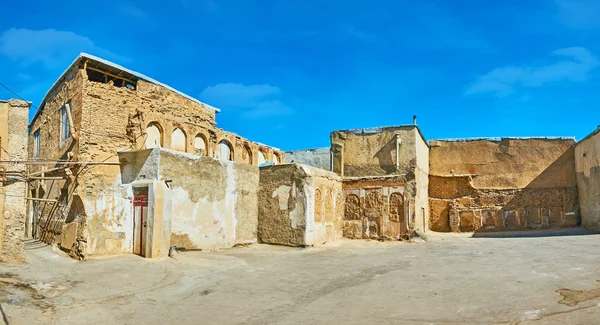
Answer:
171, 128, 186, 152
145, 122, 163, 149
242, 145, 252, 164
258, 150, 267, 166
217, 140, 233, 161
194, 134, 207, 156
272, 153, 280, 165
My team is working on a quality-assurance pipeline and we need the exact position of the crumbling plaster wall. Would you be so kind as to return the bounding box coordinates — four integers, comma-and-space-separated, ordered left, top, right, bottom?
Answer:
285, 147, 331, 171
575, 129, 600, 230
331, 126, 418, 177
429, 139, 579, 232
414, 128, 430, 232
159, 149, 259, 250
0, 99, 30, 262
114, 148, 260, 255
258, 164, 343, 246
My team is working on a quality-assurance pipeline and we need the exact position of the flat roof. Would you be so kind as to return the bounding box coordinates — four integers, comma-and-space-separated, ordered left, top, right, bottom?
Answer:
332, 124, 429, 147
430, 136, 576, 143
31, 52, 221, 126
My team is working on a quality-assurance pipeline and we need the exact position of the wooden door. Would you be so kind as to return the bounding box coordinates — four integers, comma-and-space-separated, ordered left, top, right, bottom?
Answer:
133, 189, 148, 256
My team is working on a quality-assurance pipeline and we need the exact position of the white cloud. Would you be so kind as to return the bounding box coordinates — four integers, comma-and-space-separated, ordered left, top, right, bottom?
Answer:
116, 3, 148, 20
556, 0, 600, 30
200, 83, 293, 119
465, 47, 599, 97
0, 28, 126, 68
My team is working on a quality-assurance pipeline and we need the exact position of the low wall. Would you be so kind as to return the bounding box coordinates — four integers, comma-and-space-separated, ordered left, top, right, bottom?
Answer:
342, 176, 414, 239
77, 148, 261, 258
159, 150, 259, 250
258, 164, 343, 246
429, 138, 579, 232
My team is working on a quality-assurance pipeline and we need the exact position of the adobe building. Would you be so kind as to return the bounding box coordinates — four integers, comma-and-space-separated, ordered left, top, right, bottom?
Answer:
574, 128, 600, 230
428, 138, 579, 232
258, 163, 343, 246
26, 53, 284, 258
330, 125, 430, 239
0, 99, 30, 262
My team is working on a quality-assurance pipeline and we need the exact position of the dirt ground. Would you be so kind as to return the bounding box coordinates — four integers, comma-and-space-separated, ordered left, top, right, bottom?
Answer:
2, 229, 600, 325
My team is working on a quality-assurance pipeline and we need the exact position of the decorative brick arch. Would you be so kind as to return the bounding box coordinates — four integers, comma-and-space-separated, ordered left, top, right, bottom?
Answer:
242, 144, 253, 164
145, 122, 163, 149
194, 133, 208, 156
171, 127, 187, 152
216, 139, 234, 161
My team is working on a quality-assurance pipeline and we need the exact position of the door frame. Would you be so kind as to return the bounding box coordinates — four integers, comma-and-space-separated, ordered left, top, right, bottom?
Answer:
133, 187, 149, 256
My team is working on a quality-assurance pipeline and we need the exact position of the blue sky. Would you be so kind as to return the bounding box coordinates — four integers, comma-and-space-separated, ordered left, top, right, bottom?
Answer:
1, 0, 600, 151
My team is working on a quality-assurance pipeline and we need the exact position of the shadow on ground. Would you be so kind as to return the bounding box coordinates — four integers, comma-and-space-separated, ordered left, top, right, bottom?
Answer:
471, 227, 599, 238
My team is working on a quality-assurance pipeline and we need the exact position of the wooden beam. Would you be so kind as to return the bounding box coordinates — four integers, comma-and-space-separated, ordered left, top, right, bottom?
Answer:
65, 102, 78, 141
25, 197, 58, 203
85, 66, 136, 84
27, 166, 68, 177
27, 176, 67, 180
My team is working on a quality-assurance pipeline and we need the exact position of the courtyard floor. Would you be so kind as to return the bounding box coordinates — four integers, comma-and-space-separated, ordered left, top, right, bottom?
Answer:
2, 228, 600, 324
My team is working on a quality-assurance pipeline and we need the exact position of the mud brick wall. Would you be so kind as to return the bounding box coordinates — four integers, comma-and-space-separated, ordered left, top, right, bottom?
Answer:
429, 138, 579, 232
575, 128, 600, 230
342, 176, 413, 239
331, 126, 430, 234
258, 164, 343, 246
0, 99, 30, 262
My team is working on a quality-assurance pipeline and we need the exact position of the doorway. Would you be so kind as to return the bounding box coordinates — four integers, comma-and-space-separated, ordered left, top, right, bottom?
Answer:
133, 187, 148, 256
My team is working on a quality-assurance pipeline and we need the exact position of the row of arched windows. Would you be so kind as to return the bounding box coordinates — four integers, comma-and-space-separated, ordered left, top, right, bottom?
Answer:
144, 122, 280, 165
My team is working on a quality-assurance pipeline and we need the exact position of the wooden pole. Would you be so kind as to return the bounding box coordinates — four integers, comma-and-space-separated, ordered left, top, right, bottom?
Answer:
27, 176, 67, 180
65, 102, 78, 141
25, 197, 58, 203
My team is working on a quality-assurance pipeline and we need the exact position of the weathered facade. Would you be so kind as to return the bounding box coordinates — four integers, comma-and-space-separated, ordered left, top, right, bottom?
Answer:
574, 128, 600, 230
258, 164, 343, 246
111, 148, 258, 257
26, 53, 284, 258
331, 125, 429, 239
0, 99, 30, 262
429, 138, 579, 232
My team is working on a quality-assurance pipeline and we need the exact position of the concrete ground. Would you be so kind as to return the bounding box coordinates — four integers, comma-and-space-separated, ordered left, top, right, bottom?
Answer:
2, 229, 600, 325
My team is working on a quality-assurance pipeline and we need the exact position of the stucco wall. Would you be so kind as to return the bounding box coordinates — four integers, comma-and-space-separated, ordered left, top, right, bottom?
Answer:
113, 148, 260, 256
285, 148, 331, 171
258, 164, 343, 246
414, 128, 430, 232
159, 149, 259, 250
429, 138, 579, 232
575, 129, 600, 230
0, 99, 30, 262
331, 126, 418, 177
